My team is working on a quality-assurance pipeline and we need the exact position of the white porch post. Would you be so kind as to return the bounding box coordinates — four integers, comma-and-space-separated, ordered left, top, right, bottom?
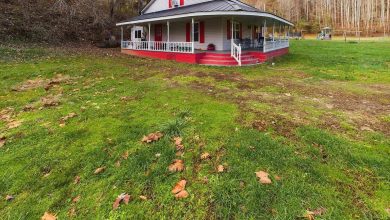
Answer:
120, 26, 123, 48
272, 22, 275, 41
167, 21, 170, 51
263, 20, 266, 48
148, 23, 151, 50
191, 18, 194, 53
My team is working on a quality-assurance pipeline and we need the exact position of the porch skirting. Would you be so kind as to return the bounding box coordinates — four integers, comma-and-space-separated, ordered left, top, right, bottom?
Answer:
121, 48, 289, 66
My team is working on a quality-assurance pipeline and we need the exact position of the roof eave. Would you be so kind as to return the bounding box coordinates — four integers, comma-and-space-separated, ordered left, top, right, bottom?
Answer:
116, 11, 294, 26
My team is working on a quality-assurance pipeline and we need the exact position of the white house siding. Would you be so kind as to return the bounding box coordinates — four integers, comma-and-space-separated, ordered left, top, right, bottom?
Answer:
144, 0, 214, 14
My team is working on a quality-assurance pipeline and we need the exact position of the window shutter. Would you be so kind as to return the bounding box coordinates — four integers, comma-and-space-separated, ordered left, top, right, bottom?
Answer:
200, 21, 205, 43
227, 20, 231, 40
169, 0, 172, 8
239, 23, 243, 39
186, 23, 191, 42
180, 0, 184, 6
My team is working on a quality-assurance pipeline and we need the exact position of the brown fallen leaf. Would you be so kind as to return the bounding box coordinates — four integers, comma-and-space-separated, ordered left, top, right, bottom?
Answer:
141, 132, 163, 143
59, 112, 77, 126
113, 193, 131, 210
171, 180, 187, 194
275, 175, 282, 181
139, 195, 147, 201
41, 212, 57, 220
200, 152, 211, 160
304, 210, 315, 220
0, 136, 6, 148
217, 165, 224, 173
176, 144, 185, 151
122, 151, 129, 160
115, 160, 121, 167
255, 171, 272, 184
74, 176, 80, 184
168, 159, 185, 172
123, 194, 131, 204
5, 195, 14, 201
173, 137, 182, 146
94, 166, 105, 174
174, 190, 189, 199
68, 207, 76, 217
72, 195, 80, 203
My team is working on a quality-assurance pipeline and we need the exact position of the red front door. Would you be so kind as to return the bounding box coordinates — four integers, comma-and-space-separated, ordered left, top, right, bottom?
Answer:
154, 24, 162, 41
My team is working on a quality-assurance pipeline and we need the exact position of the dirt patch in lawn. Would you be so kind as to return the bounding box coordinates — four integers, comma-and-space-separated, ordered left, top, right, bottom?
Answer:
12, 74, 73, 92
166, 70, 390, 138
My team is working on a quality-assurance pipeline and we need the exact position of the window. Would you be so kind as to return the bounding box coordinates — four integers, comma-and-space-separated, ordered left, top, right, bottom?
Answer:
233, 22, 240, 39
193, 22, 199, 42
171, 0, 179, 7
135, 30, 142, 38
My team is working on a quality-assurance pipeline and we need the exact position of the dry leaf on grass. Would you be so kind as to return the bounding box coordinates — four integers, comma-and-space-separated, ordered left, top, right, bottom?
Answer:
200, 152, 211, 160
59, 112, 77, 126
74, 176, 80, 184
275, 175, 282, 181
5, 195, 14, 201
171, 180, 187, 194
217, 165, 225, 173
173, 137, 185, 151
168, 159, 185, 172
115, 160, 121, 167
122, 151, 129, 159
304, 207, 327, 219
141, 132, 163, 143
72, 195, 80, 203
174, 190, 189, 199
94, 166, 105, 174
41, 212, 57, 220
0, 136, 6, 148
255, 171, 272, 184
113, 193, 131, 210
68, 207, 76, 217
139, 195, 147, 201
173, 137, 182, 146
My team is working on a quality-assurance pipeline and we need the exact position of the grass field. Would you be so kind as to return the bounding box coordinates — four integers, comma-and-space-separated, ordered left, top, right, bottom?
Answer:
0, 40, 389, 219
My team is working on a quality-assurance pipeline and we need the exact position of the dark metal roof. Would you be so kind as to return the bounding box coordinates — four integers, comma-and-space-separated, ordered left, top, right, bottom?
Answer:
117, 0, 293, 26
123, 0, 262, 22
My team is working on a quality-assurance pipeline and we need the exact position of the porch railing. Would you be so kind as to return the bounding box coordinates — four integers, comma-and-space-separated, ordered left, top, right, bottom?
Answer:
121, 41, 194, 53
231, 41, 242, 66
263, 39, 289, 53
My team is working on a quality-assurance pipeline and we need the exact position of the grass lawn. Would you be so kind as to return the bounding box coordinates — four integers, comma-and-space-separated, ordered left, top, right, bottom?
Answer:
0, 40, 389, 219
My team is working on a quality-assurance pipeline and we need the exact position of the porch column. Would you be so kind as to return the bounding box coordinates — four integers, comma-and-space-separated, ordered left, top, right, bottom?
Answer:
148, 23, 151, 50
231, 17, 234, 57
120, 26, 123, 48
191, 18, 194, 53
263, 20, 266, 48
167, 21, 170, 51
272, 22, 275, 41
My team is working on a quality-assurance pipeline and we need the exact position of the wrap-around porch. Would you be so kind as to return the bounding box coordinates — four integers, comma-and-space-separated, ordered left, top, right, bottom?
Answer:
118, 15, 292, 66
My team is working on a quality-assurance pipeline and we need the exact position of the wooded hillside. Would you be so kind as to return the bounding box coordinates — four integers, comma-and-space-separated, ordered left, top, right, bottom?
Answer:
244, 0, 390, 36
1, 0, 389, 43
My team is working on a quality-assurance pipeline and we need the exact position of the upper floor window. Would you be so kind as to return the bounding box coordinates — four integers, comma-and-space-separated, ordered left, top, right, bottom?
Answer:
172, 0, 179, 7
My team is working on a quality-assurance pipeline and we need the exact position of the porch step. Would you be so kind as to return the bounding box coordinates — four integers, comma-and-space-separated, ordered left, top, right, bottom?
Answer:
199, 52, 259, 66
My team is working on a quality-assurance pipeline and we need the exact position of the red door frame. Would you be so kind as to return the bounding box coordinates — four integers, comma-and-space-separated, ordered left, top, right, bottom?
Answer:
154, 24, 163, 41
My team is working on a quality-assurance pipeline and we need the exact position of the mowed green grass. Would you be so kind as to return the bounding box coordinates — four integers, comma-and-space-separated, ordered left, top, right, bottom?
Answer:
0, 40, 389, 219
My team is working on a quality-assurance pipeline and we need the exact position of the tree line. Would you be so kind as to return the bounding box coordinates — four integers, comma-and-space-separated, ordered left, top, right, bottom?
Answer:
244, 0, 390, 36
1, 0, 389, 43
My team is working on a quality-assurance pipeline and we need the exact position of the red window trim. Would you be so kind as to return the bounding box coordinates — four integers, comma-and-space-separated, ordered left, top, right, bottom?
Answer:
180, 0, 184, 6
169, 0, 172, 8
